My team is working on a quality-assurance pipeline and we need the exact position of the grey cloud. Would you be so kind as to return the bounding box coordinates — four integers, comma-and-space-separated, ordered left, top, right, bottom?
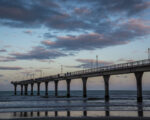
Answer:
0, 66, 23, 70
65, 59, 114, 69
11, 46, 67, 60
0, 49, 7, 52
43, 33, 56, 38
117, 58, 134, 63
0, 74, 4, 77
0, 0, 90, 31
42, 19, 150, 51
0, 0, 149, 32
76, 59, 114, 68
0, 56, 16, 62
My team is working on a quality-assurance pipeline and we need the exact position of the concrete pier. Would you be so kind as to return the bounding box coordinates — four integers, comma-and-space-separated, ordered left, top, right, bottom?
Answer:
135, 72, 143, 102
66, 79, 71, 97
103, 75, 110, 101
37, 82, 40, 96
45, 81, 49, 96
24, 84, 28, 95
30, 83, 34, 96
11, 59, 150, 102
82, 77, 87, 98
21, 84, 23, 95
55, 81, 58, 97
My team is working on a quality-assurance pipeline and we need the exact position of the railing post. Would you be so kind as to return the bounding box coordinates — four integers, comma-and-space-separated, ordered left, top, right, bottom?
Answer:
30, 83, 34, 96
45, 81, 49, 96
24, 84, 28, 95
66, 79, 71, 97
21, 84, 23, 96
135, 72, 143, 102
103, 75, 110, 101
82, 77, 88, 98
55, 81, 58, 97
37, 82, 40, 96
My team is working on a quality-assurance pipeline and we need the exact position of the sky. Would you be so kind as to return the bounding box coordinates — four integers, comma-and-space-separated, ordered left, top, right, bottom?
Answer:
0, 0, 150, 91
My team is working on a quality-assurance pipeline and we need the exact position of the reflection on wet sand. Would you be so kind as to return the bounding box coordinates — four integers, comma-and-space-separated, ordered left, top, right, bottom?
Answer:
105, 101, 109, 117
0, 102, 148, 119
10, 104, 144, 118
138, 102, 143, 117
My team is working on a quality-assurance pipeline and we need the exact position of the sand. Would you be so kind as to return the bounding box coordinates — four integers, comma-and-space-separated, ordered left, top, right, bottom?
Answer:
0, 117, 149, 120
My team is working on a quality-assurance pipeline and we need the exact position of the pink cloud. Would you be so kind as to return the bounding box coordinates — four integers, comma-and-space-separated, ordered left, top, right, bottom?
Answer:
42, 40, 55, 45
24, 30, 33, 35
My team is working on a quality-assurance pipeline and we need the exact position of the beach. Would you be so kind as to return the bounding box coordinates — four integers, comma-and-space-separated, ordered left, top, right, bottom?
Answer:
0, 90, 150, 119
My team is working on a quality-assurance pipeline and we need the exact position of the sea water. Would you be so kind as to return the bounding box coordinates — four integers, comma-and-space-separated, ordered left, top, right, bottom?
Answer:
0, 90, 150, 119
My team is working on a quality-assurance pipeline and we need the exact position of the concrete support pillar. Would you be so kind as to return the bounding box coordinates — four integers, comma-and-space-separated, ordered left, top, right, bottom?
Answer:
24, 112, 27, 117
30, 112, 33, 117
24, 84, 28, 95
37, 82, 40, 96
55, 111, 58, 117
21, 84, 23, 96
135, 72, 143, 102
14, 84, 17, 95
55, 81, 58, 97
83, 110, 87, 117
30, 83, 34, 96
67, 111, 70, 117
37, 111, 40, 116
45, 81, 49, 96
66, 79, 71, 97
82, 77, 87, 98
103, 75, 110, 101
45, 111, 48, 117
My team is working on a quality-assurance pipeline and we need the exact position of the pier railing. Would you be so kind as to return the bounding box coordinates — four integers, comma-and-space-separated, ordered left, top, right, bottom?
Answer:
62, 59, 150, 77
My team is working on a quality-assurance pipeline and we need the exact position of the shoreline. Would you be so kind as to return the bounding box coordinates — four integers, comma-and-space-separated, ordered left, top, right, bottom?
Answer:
0, 116, 149, 120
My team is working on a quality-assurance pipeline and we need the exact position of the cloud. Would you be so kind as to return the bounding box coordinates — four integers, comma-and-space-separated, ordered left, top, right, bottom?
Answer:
0, 66, 23, 70
0, 0, 60, 26
41, 18, 150, 51
43, 33, 56, 38
0, 0, 90, 30
0, 49, 7, 52
95, 0, 150, 16
0, 56, 16, 62
0, 74, 4, 77
0, 0, 149, 32
11, 46, 67, 60
117, 58, 134, 63
65, 59, 114, 69
23, 30, 32, 35
76, 59, 114, 68
74, 7, 91, 15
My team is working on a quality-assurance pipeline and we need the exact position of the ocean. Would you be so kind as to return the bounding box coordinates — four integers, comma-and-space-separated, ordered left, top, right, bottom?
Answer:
0, 90, 150, 119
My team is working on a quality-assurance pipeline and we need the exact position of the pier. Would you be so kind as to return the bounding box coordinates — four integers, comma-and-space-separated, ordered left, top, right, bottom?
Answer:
11, 59, 150, 102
